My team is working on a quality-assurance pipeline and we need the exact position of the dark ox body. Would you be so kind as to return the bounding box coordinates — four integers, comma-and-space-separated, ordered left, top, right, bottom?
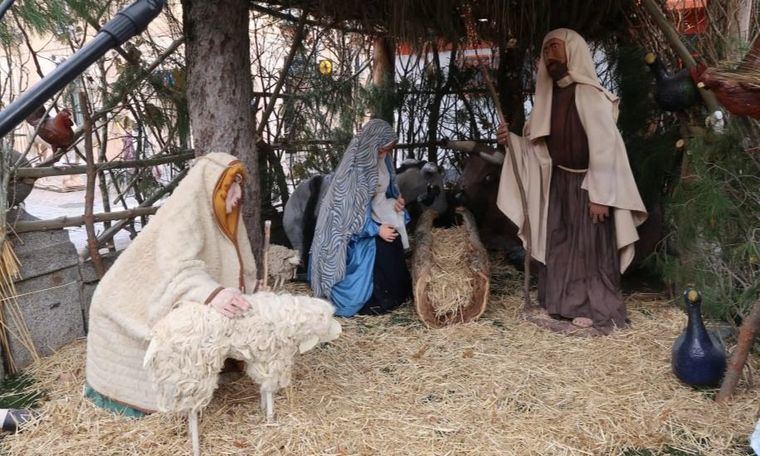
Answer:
452, 155, 528, 268
283, 161, 446, 267
452, 154, 663, 273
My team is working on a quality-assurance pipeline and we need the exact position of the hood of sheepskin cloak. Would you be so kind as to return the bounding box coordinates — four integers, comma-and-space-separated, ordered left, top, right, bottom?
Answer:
85, 152, 257, 412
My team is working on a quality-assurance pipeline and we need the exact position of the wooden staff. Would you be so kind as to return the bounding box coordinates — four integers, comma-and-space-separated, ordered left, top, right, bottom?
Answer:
261, 220, 272, 290
460, 5, 533, 310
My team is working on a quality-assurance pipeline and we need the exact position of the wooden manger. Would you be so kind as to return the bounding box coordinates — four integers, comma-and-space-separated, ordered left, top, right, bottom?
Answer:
412, 208, 490, 328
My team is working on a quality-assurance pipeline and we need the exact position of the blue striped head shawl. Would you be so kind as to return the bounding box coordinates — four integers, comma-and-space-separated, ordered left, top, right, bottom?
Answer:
310, 119, 398, 299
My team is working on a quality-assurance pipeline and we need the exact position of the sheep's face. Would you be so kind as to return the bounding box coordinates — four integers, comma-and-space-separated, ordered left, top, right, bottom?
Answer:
280, 295, 341, 353
237, 293, 341, 355
287, 253, 300, 266
295, 298, 341, 353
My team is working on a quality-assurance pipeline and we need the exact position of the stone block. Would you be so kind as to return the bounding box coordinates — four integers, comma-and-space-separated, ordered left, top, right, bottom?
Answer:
79, 253, 119, 284
79, 252, 120, 332
4, 265, 85, 370
9, 209, 78, 280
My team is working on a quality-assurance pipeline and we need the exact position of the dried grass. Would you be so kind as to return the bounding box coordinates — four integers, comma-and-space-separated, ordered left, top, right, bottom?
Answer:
3, 257, 759, 455
708, 68, 760, 87
427, 226, 475, 318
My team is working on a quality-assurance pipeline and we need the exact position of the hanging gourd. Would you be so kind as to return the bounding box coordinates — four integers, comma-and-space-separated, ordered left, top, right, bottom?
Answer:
645, 53, 700, 112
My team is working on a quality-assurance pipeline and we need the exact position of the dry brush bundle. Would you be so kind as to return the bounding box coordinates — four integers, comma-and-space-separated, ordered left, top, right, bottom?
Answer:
0, 228, 39, 373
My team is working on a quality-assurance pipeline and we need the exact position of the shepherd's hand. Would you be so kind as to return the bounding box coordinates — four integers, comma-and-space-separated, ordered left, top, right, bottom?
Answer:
496, 123, 510, 145
209, 288, 249, 318
588, 203, 609, 224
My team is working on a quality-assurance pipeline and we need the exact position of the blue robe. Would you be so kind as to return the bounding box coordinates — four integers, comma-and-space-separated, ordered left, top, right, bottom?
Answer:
310, 157, 409, 317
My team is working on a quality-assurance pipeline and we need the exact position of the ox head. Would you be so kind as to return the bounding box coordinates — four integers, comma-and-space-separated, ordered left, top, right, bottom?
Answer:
395, 159, 447, 215
452, 155, 501, 216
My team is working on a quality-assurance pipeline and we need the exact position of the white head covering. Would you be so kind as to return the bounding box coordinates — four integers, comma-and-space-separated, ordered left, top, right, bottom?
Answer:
526, 28, 619, 141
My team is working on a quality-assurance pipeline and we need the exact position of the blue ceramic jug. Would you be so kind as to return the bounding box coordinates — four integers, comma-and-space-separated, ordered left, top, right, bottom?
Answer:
671, 289, 727, 387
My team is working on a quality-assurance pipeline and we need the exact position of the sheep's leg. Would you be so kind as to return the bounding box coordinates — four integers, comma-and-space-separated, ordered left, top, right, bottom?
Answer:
259, 390, 266, 412
189, 410, 200, 456
263, 390, 274, 422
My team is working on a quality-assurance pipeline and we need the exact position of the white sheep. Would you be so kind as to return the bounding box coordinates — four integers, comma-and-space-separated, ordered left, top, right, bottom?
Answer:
143, 292, 341, 456
265, 244, 301, 289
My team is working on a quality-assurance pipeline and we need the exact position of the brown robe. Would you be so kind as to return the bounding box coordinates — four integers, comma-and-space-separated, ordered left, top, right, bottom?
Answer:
537, 83, 625, 333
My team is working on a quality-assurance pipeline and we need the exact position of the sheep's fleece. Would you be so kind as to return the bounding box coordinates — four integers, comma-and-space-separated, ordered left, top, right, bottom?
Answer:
86, 153, 258, 412
143, 292, 341, 414
266, 244, 300, 286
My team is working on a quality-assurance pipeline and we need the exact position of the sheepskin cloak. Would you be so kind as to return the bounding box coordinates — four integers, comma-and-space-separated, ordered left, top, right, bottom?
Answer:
86, 152, 257, 413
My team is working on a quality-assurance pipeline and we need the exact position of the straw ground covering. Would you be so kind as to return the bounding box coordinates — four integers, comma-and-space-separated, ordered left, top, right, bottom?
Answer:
2, 258, 759, 455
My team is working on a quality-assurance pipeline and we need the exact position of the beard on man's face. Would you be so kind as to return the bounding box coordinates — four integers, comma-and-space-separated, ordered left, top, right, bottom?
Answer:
545, 60, 568, 81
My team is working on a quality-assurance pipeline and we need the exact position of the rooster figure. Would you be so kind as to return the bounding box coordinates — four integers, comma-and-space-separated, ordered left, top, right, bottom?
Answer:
645, 53, 700, 112
689, 35, 760, 119
25, 106, 75, 149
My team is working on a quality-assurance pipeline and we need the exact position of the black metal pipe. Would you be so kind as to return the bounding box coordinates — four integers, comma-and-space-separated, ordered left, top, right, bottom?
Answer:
0, 0, 15, 22
0, 0, 164, 139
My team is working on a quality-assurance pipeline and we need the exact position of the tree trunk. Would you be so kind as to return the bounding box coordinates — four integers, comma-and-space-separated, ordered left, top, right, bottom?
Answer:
371, 36, 396, 123
735, 0, 753, 42
724, 0, 754, 60
182, 0, 262, 268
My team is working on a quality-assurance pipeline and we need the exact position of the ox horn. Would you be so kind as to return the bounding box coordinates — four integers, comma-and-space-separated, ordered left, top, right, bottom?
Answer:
443, 140, 505, 165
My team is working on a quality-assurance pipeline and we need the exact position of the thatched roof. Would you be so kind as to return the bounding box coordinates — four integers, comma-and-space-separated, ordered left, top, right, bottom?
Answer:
252, 0, 637, 44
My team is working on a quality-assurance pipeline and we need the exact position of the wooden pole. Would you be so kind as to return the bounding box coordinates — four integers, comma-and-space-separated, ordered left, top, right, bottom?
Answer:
461, 5, 532, 310
261, 220, 271, 290
14, 152, 194, 178
12, 206, 158, 233
640, 0, 721, 112
79, 91, 106, 278
716, 298, 760, 402
481, 68, 532, 311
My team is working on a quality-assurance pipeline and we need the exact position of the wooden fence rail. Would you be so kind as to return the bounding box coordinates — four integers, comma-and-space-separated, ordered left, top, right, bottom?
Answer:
14, 152, 194, 178
12, 206, 158, 233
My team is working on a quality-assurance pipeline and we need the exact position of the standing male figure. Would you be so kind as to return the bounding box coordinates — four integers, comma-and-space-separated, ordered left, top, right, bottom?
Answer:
496, 28, 647, 334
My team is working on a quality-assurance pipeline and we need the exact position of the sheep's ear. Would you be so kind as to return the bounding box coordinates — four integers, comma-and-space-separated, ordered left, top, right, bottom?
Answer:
288, 256, 300, 265
328, 320, 342, 340
298, 336, 320, 354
